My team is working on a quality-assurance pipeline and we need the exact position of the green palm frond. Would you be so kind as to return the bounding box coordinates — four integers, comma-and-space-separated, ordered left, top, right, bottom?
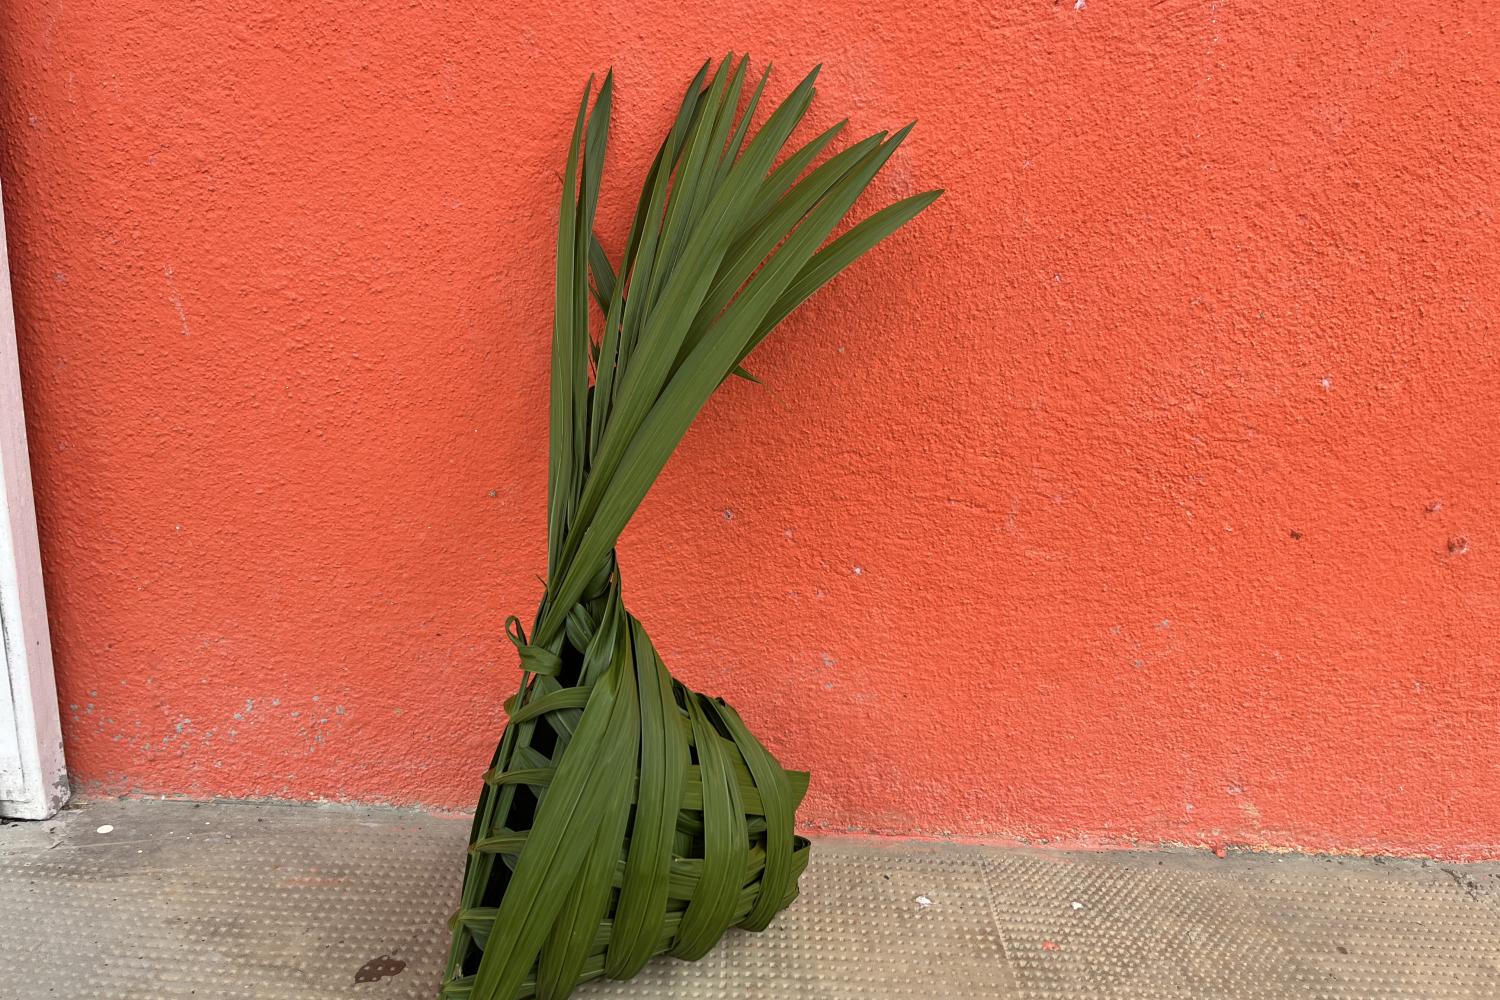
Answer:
442, 55, 939, 1000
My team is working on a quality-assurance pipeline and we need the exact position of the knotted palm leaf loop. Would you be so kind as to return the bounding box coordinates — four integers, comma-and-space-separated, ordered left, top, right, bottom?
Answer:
441, 55, 938, 1000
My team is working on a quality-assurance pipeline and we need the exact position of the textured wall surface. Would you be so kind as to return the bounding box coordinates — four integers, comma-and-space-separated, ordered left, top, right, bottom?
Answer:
1, 3, 1497, 857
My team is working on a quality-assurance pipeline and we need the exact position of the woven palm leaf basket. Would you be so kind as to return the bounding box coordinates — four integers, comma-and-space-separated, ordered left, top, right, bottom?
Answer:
440, 54, 938, 1000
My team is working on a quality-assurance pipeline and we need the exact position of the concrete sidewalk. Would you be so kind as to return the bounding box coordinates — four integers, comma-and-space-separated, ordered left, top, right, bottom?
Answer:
1, 799, 1497, 999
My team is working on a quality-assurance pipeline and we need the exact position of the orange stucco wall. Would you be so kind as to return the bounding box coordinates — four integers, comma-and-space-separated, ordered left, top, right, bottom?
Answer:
2, 3, 1497, 857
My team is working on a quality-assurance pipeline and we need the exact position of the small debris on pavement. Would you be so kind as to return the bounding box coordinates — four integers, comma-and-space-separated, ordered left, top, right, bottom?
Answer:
354, 954, 407, 983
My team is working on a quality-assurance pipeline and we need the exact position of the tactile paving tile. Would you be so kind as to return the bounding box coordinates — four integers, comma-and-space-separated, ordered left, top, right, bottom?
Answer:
0, 799, 467, 999
5, 799, 1500, 999
979, 848, 1500, 999
1225, 855, 1500, 998
572, 839, 1016, 999
0, 801, 1009, 999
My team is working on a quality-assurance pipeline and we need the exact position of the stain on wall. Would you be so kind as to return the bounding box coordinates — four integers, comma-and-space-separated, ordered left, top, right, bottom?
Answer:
1, 2, 1497, 858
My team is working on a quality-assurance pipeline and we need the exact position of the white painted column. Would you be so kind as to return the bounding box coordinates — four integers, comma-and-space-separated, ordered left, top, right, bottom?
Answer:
0, 175, 67, 819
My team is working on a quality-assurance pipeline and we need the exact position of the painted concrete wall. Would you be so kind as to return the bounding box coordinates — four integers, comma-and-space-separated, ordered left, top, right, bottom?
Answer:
1, 3, 1497, 857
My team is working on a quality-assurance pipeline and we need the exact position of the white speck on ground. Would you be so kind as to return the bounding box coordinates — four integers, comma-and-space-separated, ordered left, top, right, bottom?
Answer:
914, 894, 933, 909
95, 825, 114, 835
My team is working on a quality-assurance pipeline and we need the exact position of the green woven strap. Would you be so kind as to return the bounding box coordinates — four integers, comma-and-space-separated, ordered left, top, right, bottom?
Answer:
443, 574, 810, 1000
504, 617, 562, 678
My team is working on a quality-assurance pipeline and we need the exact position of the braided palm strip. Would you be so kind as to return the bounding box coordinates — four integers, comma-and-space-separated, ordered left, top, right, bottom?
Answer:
439, 563, 811, 999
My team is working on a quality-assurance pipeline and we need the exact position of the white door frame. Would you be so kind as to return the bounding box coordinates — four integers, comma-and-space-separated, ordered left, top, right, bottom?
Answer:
0, 174, 66, 819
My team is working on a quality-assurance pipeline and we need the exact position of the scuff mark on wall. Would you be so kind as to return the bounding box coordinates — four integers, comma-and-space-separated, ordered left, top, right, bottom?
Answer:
162, 265, 191, 337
